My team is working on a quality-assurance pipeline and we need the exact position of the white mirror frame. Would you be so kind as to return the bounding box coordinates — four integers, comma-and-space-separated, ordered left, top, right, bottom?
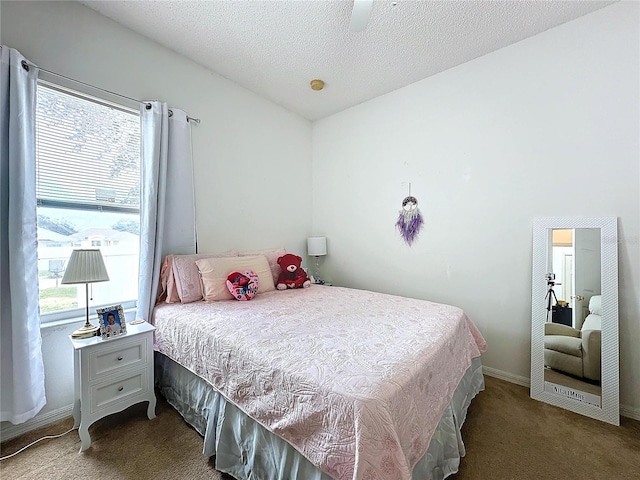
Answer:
530, 216, 619, 425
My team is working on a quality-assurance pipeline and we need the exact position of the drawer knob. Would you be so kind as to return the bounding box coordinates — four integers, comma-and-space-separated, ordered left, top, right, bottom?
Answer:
118, 386, 124, 392
117, 356, 123, 361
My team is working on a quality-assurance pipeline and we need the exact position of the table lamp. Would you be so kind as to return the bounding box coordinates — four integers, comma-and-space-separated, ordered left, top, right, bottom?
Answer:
61, 249, 110, 339
307, 236, 327, 284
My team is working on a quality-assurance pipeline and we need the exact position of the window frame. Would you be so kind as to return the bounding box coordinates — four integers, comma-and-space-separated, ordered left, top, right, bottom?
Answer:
36, 80, 142, 324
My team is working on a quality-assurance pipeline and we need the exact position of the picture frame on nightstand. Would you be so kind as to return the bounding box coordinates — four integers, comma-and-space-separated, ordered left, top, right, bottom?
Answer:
97, 304, 127, 340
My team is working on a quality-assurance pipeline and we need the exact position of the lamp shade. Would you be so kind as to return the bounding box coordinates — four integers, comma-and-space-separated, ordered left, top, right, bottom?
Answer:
307, 236, 327, 257
61, 249, 110, 284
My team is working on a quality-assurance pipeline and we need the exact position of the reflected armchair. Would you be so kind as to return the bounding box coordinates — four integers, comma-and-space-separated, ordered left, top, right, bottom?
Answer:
544, 295, 602, 382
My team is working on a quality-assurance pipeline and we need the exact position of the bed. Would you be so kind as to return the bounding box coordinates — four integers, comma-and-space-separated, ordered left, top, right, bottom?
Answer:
151, 252, 487, 480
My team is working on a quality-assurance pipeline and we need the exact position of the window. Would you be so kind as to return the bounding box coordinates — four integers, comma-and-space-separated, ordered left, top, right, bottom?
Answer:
36, 83, 141, 322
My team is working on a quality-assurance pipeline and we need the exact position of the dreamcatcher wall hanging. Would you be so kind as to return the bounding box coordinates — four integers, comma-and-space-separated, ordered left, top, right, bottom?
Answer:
396, 183, 424, 246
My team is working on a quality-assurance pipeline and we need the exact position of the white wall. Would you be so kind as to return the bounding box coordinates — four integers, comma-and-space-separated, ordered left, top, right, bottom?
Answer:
312, 2, 639, 414
1, 0, 312, 434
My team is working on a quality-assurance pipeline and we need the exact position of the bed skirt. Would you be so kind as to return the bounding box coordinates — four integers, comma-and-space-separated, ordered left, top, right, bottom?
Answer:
154, 352, 484, 480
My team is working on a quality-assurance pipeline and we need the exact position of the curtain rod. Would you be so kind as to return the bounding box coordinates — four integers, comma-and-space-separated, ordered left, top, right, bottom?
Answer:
21, 60, 201, 124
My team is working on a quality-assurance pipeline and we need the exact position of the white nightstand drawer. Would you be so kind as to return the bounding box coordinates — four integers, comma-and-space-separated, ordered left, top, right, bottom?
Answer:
88, 339, 147, 380
90, 369, 149, 413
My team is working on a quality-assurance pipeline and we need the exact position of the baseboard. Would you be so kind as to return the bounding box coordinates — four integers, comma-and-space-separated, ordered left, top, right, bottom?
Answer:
482, 365, 531, 388
0, 404, 73, 443
481, 366, 639, 421
620, 404, 640, 421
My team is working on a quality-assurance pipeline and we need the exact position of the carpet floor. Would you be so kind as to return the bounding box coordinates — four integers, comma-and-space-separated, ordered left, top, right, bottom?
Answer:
1, 375, 639, 479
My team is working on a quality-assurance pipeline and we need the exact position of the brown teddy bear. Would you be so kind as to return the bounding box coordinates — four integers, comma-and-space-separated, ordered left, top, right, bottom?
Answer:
276, 253, 311, 290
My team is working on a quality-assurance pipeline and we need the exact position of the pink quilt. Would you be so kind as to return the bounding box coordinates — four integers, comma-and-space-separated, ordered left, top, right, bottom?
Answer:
152, 286, 486, 480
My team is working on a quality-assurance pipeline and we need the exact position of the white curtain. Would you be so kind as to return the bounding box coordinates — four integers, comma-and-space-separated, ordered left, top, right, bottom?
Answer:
162, 109, 197, 257
0, 46, 46, 424
137, 103, 196, 322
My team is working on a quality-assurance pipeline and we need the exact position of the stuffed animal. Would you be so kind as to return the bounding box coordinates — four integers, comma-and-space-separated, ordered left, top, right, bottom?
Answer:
276, 253, 311, 290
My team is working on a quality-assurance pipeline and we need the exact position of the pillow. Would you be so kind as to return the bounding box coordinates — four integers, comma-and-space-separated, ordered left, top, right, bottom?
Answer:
157, 255, 179, 304
239, 247, 286, 285
226, 270, 259, 301
589, 295, 602, 315
581, 313, 602, 332
171, 251, 239, 303
196, 255, 275, 302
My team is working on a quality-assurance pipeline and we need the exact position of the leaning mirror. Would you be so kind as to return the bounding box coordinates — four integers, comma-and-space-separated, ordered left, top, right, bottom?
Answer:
530, 217, 619, 425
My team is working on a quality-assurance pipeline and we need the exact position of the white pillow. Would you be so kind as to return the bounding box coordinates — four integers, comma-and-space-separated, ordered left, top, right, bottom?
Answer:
589, 295, 602, 315
581, 314, 602, 332
196, 255, 275, 302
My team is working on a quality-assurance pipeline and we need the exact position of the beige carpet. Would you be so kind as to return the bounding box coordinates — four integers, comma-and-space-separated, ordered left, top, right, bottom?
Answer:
1, 375, 639, 480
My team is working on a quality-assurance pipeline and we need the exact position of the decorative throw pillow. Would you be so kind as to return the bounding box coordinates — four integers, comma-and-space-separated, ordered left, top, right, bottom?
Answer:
196, 255, 275, 302
171, 251, 239, 303
158, 255, 181, 304
226, 270, 259, 301
239, 247, 286, 285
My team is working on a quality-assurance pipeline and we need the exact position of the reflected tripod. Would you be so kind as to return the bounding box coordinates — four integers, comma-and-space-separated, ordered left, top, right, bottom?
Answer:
545, 280, 560, 322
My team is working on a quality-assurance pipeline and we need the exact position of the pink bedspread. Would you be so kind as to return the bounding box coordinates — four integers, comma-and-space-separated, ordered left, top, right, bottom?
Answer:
152, 286, 486, 480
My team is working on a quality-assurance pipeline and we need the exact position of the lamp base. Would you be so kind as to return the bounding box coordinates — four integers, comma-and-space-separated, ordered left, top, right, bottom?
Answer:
71, 323, 100, 339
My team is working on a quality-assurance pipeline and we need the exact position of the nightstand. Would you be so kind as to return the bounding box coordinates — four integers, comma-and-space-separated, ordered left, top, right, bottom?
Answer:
70, 321, 156, 452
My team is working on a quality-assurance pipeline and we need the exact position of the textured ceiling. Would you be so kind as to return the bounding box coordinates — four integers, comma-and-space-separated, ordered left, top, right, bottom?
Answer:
79, 0, 615, 121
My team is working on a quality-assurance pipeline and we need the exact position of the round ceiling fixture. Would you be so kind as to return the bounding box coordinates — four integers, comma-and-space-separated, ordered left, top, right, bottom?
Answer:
310, 79, 325, 91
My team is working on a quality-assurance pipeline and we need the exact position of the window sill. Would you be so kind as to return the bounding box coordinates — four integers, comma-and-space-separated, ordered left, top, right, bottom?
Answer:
40, 307, 138, 331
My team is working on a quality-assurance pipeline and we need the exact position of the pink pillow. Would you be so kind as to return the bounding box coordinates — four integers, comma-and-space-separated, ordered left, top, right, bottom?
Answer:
239, 247, 286, 285
157, 255, 184, 304
226, 270, 259, 301
196, 255, 275, 302
157, 256, 173, 304
171, 251, 239, 303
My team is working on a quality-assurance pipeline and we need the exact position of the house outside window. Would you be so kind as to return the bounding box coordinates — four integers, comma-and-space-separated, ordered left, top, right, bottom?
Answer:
35, 83, 141, 322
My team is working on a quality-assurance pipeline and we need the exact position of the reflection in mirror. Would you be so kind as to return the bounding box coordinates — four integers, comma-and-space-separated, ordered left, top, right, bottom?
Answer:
531, 217, 619, 426
544, 228, 602, 406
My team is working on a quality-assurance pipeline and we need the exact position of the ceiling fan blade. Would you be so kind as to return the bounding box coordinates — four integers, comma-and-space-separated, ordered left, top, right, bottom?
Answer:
350, 0, 373, 32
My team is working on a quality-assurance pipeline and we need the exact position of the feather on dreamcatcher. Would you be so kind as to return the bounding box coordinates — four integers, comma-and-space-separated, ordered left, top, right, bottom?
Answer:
396, 185, 424, 246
